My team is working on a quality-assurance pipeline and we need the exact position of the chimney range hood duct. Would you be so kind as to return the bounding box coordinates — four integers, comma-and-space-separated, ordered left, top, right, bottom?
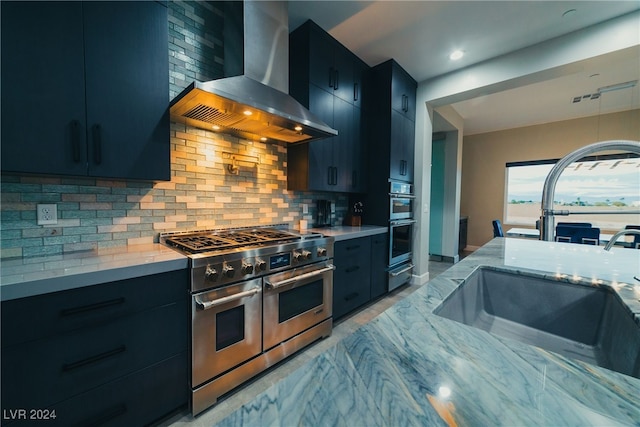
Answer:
169, 1, 337, 144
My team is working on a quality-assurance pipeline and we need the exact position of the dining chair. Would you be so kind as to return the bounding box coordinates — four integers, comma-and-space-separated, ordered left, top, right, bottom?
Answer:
492, 219, 504, 238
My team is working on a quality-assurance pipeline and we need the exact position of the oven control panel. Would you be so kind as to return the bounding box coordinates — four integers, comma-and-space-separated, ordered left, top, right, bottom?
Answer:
190, 239, 334, 292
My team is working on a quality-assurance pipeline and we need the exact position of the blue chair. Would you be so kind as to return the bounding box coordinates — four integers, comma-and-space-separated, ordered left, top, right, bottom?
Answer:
625, 225, 640, 249
555, 225, 600, 245
492, 220, 504, 237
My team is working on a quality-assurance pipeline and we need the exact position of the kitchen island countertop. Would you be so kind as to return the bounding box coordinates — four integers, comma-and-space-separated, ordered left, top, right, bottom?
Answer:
0, 244, 188, 301
213, 237, 640, 426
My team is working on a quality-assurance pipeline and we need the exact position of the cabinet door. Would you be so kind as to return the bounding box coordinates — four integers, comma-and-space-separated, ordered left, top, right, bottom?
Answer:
83, 1, 169, 180
402, 115, 416, 182
1, 1, 87, 176
308, 26, 335, 92
352, 59, 368, 109
390, 63, 417, 120
350, 107, 366, 192
389, 110, 405, 181
308, 84, 335, 191
332, 47, 355, 105
332, 96, 353, 192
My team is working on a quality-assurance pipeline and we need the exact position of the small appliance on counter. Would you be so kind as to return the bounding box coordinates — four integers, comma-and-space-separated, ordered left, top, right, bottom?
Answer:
316, 200, 333, 227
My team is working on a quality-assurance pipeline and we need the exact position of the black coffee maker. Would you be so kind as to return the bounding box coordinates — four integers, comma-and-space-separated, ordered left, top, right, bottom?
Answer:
315, 200, 332, 227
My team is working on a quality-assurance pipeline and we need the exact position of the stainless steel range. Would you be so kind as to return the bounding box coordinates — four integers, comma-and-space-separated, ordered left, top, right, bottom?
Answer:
160, 226, 334, 416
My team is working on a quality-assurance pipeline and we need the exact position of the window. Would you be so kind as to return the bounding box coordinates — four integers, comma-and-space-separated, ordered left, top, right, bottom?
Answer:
505, 154, 640, 229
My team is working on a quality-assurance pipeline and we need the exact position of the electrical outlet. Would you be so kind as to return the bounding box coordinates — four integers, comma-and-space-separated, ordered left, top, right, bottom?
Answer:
37, 204, 58, 225
302, 203, 308, 214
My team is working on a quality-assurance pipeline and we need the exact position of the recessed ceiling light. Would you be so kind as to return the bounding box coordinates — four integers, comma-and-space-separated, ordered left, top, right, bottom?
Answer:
294, 125, 303, 132
212, 125, 220, 130
243, 110, 252, 116
449, 50, 464, 61
260, 137, 267, 142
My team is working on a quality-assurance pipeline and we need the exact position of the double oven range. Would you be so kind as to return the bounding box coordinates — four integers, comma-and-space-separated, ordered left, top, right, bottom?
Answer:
161, 226, 334, 416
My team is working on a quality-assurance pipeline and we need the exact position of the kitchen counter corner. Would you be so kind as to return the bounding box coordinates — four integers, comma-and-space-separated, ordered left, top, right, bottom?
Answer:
308, 225, 387, 241
0, 244, 188, 301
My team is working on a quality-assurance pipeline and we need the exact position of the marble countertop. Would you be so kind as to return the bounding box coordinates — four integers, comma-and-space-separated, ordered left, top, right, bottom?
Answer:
308, 225, 387, 241
0, 244, 188, 301
214, 238, 640, 426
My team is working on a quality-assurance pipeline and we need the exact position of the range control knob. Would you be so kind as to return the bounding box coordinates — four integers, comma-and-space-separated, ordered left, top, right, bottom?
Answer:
301, 250, 312, 260
222, 264, 235, 278
317, 247, 327, 257
204, 265, 219, 281
255, 259, 267, 271
293, 251, 303, 263
241, 262, 254, 275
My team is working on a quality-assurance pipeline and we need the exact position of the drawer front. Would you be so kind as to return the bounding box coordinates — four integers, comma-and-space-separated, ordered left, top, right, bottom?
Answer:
1, 300, 188, 410
1, 353, 188, 427
1, 269, 188, 347
333, 237, 372, 319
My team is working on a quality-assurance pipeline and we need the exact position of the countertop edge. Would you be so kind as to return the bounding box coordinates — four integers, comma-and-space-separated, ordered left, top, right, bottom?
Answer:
308, 225, 387, 241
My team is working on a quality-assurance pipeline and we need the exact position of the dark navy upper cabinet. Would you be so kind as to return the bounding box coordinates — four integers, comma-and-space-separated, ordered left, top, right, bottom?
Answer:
1, 1, 170, 181
367, 59, 417, 183
288, 20, 368, 193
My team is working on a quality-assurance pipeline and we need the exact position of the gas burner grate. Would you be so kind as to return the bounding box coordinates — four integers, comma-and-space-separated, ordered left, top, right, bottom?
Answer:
164, 228, 300, 254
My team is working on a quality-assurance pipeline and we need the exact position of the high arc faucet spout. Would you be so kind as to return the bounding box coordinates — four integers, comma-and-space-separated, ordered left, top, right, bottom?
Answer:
539, 140, 640, 241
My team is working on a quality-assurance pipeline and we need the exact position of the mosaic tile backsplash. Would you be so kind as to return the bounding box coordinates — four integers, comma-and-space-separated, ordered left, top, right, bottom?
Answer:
0, 1, 349, 259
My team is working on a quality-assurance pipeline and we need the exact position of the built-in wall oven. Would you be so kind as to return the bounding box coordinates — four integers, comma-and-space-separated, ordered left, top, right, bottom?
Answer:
389, 181, 414, 220
387, 180, 415, 291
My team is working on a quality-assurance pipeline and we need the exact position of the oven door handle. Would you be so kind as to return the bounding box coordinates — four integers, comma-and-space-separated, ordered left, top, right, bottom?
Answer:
390, 219, 417, 226
195, 286, 261, 310
265, 264, 335, 290
389, 263, 414, 277
389, 193, 416, 199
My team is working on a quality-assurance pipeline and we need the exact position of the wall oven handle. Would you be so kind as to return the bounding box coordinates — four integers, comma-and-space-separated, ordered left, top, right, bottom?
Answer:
390, 263, 414, 277
195, 286, 261, 310
265, 264, 335, 290
390, 219, 417, 226
389, 193, 416, 199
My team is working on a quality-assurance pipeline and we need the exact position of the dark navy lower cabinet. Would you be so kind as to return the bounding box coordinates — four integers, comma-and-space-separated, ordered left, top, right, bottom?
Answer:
0, 269, 189, 426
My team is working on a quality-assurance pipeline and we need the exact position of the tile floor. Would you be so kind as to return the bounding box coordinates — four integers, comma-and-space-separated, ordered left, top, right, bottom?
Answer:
161, 259, 456, 427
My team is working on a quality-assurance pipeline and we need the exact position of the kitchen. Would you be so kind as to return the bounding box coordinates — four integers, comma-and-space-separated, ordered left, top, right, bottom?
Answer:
1, 1, 639, 426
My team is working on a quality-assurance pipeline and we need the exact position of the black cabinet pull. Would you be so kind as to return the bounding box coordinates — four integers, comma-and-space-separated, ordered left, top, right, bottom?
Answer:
354, 82, 359, 101
344, 292, 359, 301
60, 297, 125, 317
71, 120, 81, 162
77, 404, 127, 427
327, 166, 332, 185
92, 124, 102, 165
333, 166, 338, 185
345, 265, 360, 273
346, 245, 360, 251
329, 67, 334, 89
334, 69, 339, 90
62, 345, 126, 372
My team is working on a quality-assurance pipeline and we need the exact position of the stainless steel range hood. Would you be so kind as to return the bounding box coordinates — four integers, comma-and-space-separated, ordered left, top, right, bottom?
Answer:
170, 1, 337, 144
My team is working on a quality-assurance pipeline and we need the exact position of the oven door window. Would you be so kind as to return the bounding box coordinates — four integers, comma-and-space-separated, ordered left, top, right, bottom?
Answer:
391, 224, 412, 259
216, 306, 245, 351
278, 279, 323, 323
391, 198, 412, 216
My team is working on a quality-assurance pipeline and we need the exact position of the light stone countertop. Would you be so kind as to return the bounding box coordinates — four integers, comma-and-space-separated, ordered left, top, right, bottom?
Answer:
307, 225, 387, 241
0, 243, 188, 301
213, 237, 640, 426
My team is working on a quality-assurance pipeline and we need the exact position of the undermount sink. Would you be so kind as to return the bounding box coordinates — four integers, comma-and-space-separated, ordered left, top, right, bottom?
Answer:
434, 267, 640, 378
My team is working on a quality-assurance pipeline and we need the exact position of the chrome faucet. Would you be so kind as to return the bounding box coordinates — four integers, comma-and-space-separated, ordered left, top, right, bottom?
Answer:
604, 229, 640, 251
539, 140, 640, 241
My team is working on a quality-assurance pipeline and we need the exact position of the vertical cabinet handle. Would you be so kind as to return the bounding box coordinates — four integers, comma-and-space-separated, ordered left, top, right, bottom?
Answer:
92, 124, 102, 165
334, 69, 339, 90
354, 83, 359, 101
332, 166, 338, 186
329, 67, 334, 89
327, 166, 333, 185
70, 120, 81, 162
